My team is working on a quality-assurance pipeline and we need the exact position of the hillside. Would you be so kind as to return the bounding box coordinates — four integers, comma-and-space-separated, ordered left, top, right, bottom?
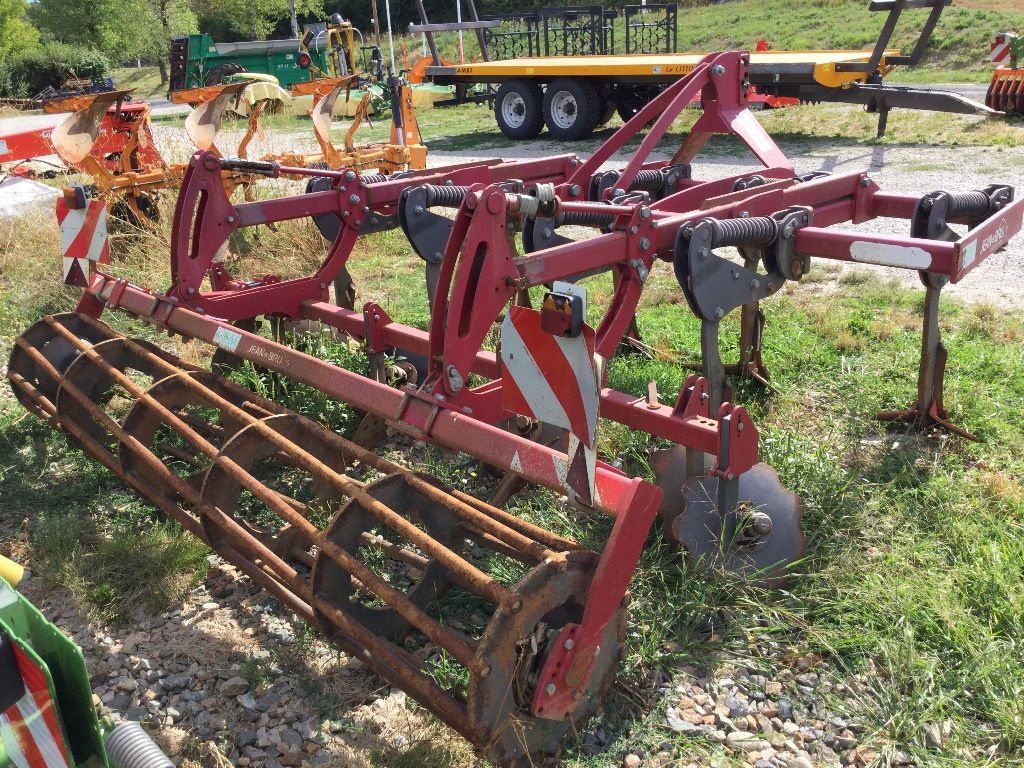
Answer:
678, 0, 1024, 76
419, 0, 1024, 82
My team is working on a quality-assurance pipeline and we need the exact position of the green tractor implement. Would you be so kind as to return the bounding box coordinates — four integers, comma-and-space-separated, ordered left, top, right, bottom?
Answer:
0, 554, 173, 768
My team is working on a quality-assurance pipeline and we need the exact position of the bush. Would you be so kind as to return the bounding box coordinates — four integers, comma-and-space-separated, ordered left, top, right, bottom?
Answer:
1, 42, 111, 98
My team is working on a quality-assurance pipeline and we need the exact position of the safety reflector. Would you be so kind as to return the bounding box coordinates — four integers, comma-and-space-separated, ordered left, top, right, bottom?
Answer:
56, 194, 109, 287
501, 283, 601, 505
0, 643, 71, 768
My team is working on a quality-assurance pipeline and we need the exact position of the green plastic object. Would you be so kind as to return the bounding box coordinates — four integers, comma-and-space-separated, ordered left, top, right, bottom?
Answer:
0, 577, 110, 768
170, 32, 330, 91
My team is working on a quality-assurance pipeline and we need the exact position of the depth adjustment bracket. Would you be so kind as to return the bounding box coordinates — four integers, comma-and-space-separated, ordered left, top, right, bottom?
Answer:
878, 184, 1014, 439
675, 206, 813, 410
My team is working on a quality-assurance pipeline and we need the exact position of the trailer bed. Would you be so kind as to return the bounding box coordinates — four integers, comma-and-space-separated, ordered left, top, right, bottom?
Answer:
427, 49, 898, 88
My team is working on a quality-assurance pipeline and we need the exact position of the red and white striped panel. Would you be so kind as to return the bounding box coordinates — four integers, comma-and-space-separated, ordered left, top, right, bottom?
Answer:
0, 643, 72, 768
501, 292, 601, 504
56, 197, 109, 287
992, 35, 1011, 64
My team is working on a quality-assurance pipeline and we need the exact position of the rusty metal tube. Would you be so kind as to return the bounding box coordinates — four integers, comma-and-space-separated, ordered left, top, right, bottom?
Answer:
67, 324, 518, 611
42, 320, 482, 668
10, 349, 206, 538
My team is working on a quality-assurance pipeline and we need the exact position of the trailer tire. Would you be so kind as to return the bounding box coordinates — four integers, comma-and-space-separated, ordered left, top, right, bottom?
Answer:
204, 62, 245, 86
543, 78, 601, 140
494, 80, 544, 139
615, 85, 662, 124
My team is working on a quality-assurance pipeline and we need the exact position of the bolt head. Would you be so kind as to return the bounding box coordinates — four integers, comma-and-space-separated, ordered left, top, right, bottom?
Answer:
349, 194, 361, 204
344, 170, 356, 181
714, 307, 725, 319
563, 639, 575, 651
570, 184, 581, 196
544, 683, 557, 696
639, 237, 650, 250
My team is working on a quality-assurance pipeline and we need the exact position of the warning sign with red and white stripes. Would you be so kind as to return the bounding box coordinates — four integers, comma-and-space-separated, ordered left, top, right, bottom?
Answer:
56, 196, 109, 287
992, 34, 1012, 64
501, 284, 602, 505
0, 643, 72, 768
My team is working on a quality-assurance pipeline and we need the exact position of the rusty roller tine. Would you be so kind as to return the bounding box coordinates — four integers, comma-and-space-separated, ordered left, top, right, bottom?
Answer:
87, 334, 517, 610
465, 529, 542, 565
123, 470, 206, 539
449, 486, 583, 553
7, 372, 57, 420
176, 412, 229, 438
41, 325, 484, 664
291, 548, 316, 569
203, 505, 310, 595
310, 595, 472, 732
217, 544, 318, 626
403, 474, 561, 563
359, 532, 431, 571
15, 348, 205, 537
153, 441, 208, 469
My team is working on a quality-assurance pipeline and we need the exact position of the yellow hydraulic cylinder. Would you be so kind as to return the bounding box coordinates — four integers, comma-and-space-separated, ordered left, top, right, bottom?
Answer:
0, 553, 24, 587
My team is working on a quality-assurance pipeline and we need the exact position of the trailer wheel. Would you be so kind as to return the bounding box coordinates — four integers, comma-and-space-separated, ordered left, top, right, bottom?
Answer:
615, 85, 662, 124
543, 78, 601, 140
597, 97, 616, 127
205, 62, 245, 86
494, 80, 544, 139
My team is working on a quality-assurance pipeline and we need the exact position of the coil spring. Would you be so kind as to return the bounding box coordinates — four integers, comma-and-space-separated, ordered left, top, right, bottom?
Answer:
558, 210, 618, 227
709, 216, 778, 248
630, 169, 666, 193
945, 190, 991, 218
422, 184, 471, 207
360, 174, 390, 185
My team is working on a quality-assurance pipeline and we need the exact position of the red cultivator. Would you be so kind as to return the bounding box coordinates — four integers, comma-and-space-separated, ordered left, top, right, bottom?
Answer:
9, 51, 1021, 766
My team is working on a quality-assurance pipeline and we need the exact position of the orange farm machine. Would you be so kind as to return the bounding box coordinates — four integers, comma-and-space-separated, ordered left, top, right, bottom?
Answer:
988, 32, 1024, 116
8, 52, 1022, 766
1, 80, 426, 226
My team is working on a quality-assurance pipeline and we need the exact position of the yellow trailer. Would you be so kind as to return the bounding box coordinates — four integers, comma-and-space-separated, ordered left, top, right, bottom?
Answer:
422, 0, 995, 139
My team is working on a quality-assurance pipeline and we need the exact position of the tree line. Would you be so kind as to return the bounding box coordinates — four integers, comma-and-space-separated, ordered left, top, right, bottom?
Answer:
0, 0, 717, 97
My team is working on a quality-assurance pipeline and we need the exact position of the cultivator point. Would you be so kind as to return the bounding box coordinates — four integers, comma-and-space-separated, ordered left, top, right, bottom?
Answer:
9, 51, 1022, 765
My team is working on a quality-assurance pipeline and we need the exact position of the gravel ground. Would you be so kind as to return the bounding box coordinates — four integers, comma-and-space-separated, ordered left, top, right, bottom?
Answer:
5, 111, 1023, 767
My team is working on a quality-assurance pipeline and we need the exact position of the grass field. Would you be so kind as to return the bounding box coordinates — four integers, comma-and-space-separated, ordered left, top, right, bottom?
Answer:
1, 94, 1024, 766
112, 66, 167, 99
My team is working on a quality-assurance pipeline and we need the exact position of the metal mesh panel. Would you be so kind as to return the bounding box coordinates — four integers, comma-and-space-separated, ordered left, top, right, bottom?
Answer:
483, 13, 541, 60
625, 4, 678, 55
542, 7, 616, 56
